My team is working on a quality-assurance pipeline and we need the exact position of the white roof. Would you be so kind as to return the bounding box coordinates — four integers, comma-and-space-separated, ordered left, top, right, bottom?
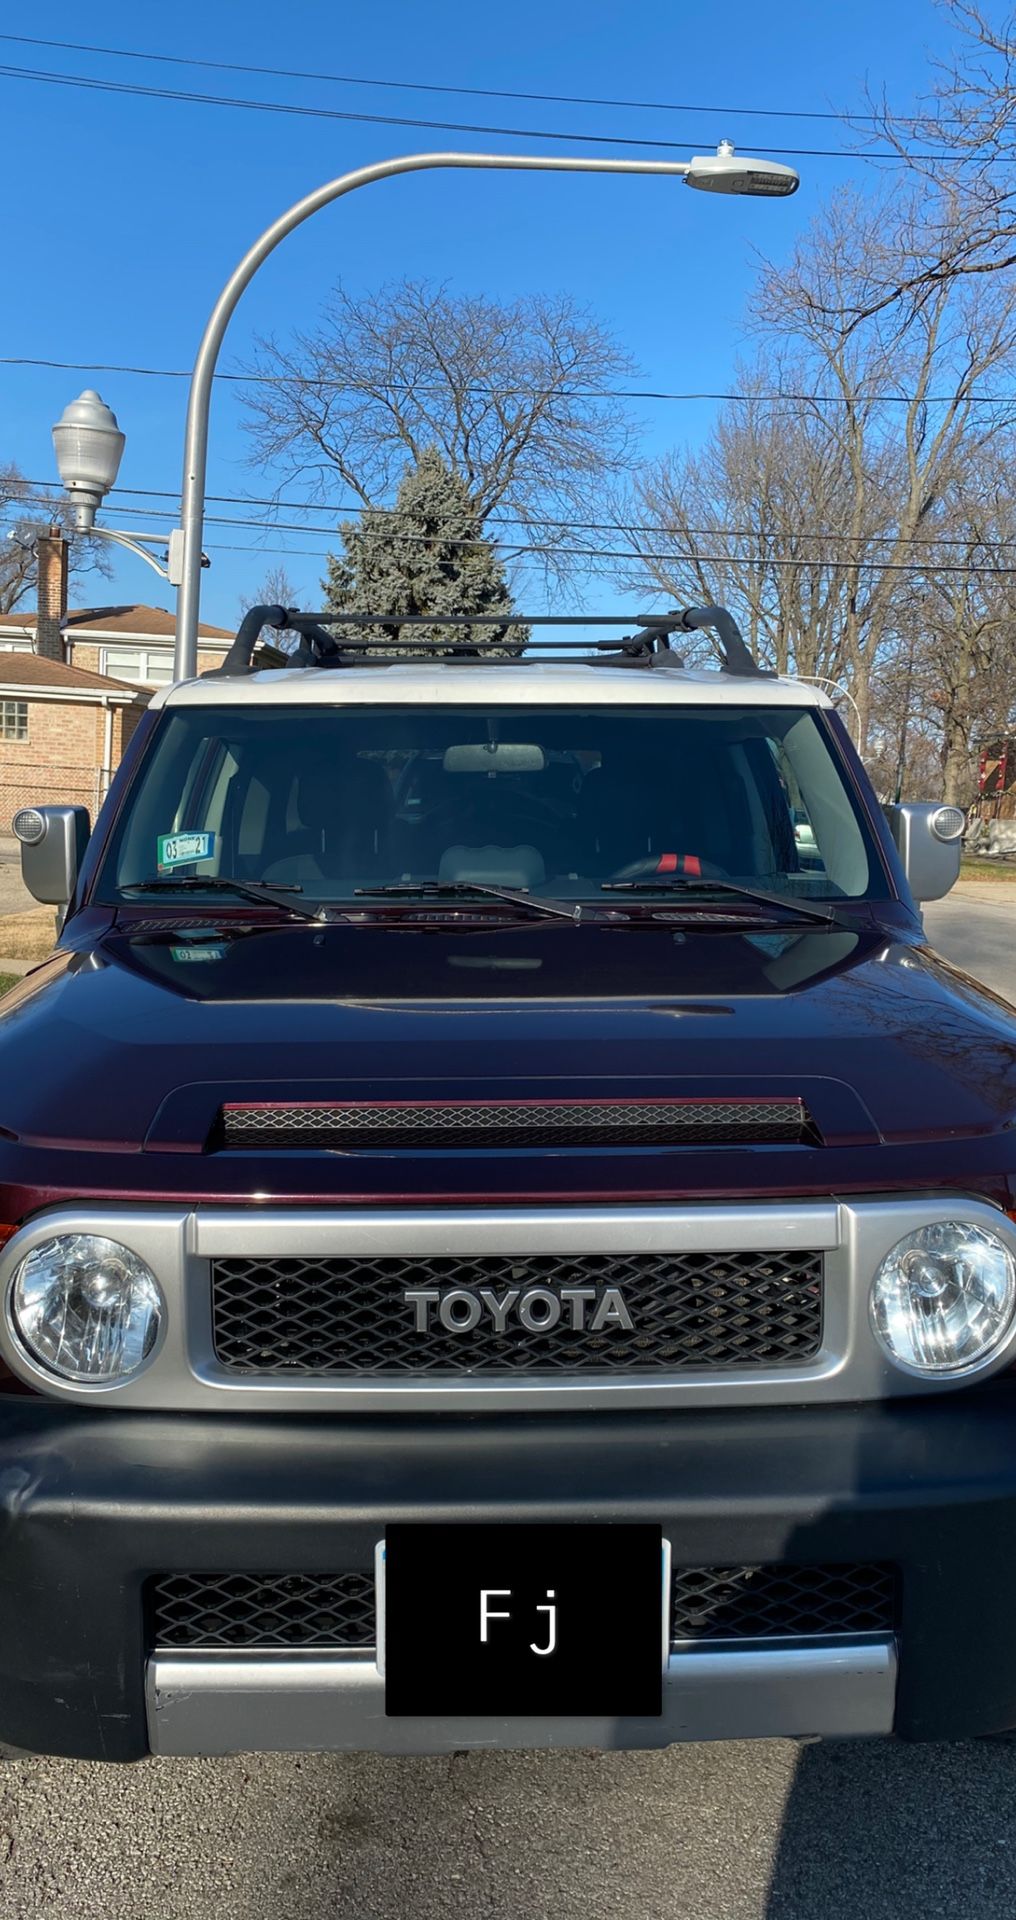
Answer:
153, 660, 832, 712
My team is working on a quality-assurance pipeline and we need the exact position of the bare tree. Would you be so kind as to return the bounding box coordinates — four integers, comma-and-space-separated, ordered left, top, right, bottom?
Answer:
870, 451, 1016, 802
238, 279, 638, 590
0, 464, 111, 617
614, 363, 891, 696
238, 563, 302, 651
618, 181, 1016, 753
843, 6, 1016, 329
238, 563, 300, 618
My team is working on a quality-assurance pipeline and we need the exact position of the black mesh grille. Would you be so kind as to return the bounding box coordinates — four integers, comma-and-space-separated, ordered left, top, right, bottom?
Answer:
670, 1563, 897, 1641
222, 1098, 810, 1151
149, 1573, 376, 1650
210, 1249, 824, 1376
149, 1562, 894, 1651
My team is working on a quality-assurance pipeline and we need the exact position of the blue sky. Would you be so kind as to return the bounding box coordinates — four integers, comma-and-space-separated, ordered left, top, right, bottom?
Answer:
0, 0, 957, 629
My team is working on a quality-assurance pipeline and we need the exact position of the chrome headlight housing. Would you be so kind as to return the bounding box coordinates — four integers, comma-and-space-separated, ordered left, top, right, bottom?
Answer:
870, 1220, 1016, 1375
9, 1234, 163, 1383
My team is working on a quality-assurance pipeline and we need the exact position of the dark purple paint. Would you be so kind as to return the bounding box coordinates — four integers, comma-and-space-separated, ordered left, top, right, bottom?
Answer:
2, 901, 1016, 1219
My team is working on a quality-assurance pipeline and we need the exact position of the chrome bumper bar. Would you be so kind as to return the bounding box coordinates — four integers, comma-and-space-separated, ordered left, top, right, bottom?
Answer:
147, 1640, 898, 1755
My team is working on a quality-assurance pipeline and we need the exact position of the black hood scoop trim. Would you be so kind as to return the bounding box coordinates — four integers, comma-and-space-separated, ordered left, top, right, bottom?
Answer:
219, 1097, 815, 1153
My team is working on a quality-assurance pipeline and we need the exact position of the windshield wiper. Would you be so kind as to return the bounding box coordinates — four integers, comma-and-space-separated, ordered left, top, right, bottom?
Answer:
600, 875, 854, 931
120, 876, 324, 922
355, 882, 581, 924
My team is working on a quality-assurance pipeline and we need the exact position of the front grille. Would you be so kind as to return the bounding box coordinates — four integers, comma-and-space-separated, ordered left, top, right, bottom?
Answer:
149, 1573, 376, 1650
211, 1249, 824, 1376
670, 1563, 897, 1642
221, 1097, 811, 1151
149, 1562, 894, 1652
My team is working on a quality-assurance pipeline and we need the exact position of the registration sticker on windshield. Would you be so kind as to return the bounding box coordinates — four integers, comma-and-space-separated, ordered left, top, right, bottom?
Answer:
157, 830, 216, 870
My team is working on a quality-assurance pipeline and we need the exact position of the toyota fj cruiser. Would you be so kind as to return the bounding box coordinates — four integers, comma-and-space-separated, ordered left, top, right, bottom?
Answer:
1, 599, 1012, 1761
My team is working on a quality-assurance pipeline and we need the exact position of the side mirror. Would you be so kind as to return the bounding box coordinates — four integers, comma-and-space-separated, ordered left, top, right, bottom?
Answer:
884, 803, 965, 903
12, 805, 91, 909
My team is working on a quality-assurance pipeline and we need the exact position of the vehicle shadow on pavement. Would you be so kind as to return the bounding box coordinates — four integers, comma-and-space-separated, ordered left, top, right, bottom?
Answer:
765, 1736, 1016, 1918
5, 1737, 1016, 1919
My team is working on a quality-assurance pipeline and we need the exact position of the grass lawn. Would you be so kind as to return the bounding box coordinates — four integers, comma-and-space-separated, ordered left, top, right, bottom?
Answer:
961, 856, 1016, 883
0, 974, 17, 997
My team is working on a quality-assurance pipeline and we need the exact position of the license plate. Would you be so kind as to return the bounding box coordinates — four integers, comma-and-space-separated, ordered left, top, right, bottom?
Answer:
379, 1523, 667, 1718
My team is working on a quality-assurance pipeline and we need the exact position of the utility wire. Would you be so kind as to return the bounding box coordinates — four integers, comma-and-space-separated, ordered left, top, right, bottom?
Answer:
4, 355, 1014, 410
0, 58, 968, 162
15, 478, 1016, 553
0, 32, 955, 128
97, 485, 1016, 550
0, 31, 991, 142
191, 538, 1016, 575
14, 489, 1014, 573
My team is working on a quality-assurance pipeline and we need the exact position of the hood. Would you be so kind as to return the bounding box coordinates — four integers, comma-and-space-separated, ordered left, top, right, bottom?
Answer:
2, 914, 1016, 1209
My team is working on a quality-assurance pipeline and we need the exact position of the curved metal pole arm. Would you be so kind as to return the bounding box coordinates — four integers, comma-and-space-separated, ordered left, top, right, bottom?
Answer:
89, 525, 171, 581
795, 676, 863, 748
173, 149, 692, 679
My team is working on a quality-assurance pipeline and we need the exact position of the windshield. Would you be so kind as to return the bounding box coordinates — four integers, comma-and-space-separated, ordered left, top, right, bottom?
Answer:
99, 703, 889, 906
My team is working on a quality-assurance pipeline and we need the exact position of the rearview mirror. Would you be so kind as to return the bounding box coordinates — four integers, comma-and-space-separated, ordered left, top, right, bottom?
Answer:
12, 804, 91, 909
443, 744, 546, 774
884, 803, 965, 903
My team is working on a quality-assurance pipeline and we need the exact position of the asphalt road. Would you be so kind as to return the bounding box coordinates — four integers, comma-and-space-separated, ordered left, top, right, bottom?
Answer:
923, 890, 1016, 1005
0, 890, 1015, 1919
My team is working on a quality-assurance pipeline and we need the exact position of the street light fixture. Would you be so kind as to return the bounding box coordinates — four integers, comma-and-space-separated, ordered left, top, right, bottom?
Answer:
169, 141, 799, 679
51, 390, 125, 532
685, 140, 799, 197
52, 389, 193, 583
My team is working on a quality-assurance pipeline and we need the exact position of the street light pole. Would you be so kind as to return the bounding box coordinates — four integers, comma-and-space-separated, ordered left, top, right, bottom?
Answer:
173, 144, 799, 680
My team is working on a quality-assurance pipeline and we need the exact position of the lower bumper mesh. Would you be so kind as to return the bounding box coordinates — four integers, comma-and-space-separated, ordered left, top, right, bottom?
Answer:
149, 1562, 896, 1652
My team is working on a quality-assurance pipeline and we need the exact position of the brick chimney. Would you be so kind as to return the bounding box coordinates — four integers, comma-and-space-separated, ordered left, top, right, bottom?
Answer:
36, 524, 68, 662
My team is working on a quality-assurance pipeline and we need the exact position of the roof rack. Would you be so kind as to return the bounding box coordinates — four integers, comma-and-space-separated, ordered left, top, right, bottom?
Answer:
206, 603, 768, 681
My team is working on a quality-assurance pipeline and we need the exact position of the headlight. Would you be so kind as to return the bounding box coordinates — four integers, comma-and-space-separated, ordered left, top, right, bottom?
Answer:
9, 1235, 163, 1383
870, 1221, 1016, 1374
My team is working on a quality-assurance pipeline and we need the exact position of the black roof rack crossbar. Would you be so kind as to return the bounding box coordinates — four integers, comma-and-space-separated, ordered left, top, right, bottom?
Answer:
206, 604, 764, 680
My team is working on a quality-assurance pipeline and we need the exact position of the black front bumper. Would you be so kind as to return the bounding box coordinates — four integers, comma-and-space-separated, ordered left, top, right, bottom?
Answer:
1, 1391, 1016, 1759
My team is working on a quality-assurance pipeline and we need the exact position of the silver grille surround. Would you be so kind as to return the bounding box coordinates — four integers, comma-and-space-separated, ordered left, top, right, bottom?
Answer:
1, 1196, 1015, 1411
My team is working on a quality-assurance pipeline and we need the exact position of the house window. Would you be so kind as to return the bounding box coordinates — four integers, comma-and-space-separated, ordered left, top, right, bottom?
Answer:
0, 700, 28, 742
102, 646, 174, 688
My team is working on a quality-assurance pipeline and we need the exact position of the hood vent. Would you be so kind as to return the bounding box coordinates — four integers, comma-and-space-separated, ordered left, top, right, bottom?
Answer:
220, 1097, 814, 1153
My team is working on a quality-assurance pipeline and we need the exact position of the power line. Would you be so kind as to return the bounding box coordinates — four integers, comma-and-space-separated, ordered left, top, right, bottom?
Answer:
14, 488, 1012, 573
0, 30, 960, 130
5, 354, 1014, 410
197, 538, 1016, 574
0, 58, 965, 162
15, 478, 1016, 553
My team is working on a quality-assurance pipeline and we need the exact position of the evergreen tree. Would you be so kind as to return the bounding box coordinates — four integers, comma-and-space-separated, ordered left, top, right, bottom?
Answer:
323, 449, 528, 656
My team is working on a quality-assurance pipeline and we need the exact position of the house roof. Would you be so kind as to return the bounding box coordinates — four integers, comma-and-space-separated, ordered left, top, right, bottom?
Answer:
0, 652, 140, 696
0, 603, 232, 642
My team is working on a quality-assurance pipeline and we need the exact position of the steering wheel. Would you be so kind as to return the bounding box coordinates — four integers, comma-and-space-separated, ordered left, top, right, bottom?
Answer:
607, 854, 729, 883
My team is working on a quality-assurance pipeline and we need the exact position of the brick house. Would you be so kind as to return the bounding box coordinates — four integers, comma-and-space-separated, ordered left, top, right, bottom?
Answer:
0, 602, 234, 830
0, 652, 149, 826
0, 603, 233, 689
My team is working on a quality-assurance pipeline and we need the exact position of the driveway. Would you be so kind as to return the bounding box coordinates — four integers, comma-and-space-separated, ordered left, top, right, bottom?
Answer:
0, 837, 30, 918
